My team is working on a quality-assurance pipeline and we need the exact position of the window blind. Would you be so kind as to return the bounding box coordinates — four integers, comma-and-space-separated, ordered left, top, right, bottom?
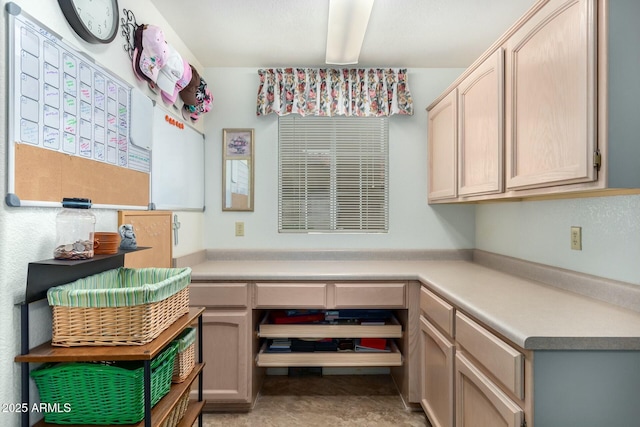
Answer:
278, 115, 389, 233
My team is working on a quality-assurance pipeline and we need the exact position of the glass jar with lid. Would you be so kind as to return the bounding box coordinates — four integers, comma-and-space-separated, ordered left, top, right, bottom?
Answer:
53, 198, 96, 260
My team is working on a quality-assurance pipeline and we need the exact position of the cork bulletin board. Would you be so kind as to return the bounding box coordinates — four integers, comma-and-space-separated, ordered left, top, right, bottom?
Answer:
5, 3, 151, 208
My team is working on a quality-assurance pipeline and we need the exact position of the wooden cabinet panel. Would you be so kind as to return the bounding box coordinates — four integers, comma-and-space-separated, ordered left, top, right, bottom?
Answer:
421, 316, 455, 427
254, 282, 327, 308
455, 352, 523, 427
458, 49, 504, 196
197, 310, 250, 403
505, 0, 597, 190
456, 313, 524, 399
333, 282, 406, 308
420, 286, 455, 338
189, 282, 248, 308
118, 210, 172, 268
428, 89, 458, 201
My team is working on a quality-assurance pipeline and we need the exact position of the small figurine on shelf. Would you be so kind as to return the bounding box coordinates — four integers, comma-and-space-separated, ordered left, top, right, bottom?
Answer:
119, 224, 137, 249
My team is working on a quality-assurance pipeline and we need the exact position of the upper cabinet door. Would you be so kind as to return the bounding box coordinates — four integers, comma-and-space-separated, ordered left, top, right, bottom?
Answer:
458, 49, 505, 196
505, 0, 597, 190
428, 89, 458, 201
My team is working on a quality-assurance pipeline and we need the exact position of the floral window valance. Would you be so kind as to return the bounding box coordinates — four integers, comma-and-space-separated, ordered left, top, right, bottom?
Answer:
256, 68, 413, 117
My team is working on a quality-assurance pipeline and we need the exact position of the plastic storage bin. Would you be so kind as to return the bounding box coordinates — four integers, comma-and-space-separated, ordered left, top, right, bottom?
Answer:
47, 267, 191, 346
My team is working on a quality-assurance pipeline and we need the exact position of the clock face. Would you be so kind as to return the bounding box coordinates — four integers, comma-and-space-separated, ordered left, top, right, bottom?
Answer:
59, 0, 119, 44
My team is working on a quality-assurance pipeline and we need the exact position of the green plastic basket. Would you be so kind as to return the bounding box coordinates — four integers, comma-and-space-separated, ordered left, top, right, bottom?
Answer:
31, 342, 178, 425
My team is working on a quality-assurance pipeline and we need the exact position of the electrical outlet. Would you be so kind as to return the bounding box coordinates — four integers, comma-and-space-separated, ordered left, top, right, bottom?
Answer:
235, 221, 245, 237
570, 226, 582, 250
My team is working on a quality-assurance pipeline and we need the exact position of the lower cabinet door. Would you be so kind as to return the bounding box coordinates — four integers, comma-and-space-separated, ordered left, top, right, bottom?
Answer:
197, 310, 250, 403
421, 316, 455, 427
455, 352, 523, 427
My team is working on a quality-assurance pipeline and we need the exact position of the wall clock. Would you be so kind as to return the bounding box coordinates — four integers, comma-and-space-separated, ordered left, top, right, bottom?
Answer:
58, 0, 119, 44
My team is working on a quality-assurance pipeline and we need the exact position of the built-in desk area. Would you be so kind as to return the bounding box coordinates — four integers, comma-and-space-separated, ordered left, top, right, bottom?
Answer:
182, 249, 640, 427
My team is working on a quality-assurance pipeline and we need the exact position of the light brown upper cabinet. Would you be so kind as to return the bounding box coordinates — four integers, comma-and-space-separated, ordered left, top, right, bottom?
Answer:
458, 49, 505, 197
427, 89, 458, 202
427, 0, 640, 203
505, 0, 596, 190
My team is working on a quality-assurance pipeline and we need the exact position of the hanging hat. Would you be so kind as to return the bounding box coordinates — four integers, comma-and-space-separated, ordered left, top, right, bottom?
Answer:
138, 25, 168, 83
131, 25, 149, 82
156, 43, 183, 95
179, 65, 203, 106
161, 58, 192, 104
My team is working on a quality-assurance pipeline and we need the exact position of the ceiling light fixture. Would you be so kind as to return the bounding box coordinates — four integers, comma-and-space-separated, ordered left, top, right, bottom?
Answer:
325, 0, 375, 65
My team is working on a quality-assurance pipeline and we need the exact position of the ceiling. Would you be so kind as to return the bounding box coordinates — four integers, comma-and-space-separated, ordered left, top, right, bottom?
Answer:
148, 0, 537, 69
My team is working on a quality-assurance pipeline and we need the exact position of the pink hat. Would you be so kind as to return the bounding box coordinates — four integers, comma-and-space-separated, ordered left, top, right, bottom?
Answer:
138, 25, 168, 83
161, 57, 192, 104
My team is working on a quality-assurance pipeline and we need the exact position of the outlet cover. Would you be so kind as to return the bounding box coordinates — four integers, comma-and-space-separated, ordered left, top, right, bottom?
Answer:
570, 226, 582, 250
235, 221, 245, 237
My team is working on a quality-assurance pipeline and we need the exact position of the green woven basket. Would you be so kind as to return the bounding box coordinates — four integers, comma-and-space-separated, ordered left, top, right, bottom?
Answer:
31, 342, 178, 425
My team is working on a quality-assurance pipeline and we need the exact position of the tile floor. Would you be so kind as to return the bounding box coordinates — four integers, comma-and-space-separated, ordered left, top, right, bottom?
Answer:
197, 374, 430, 427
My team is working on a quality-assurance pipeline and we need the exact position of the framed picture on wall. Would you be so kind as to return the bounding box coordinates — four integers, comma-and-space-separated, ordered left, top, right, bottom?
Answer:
222, 129, 254, 211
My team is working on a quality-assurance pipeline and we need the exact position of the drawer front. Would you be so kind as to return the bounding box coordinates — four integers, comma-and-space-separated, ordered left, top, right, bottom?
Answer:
189, 282, 248, 307
254, 282, 327, 308
333, 282, 406, 308
420, 286, 455, 338
456, 312, 524, 399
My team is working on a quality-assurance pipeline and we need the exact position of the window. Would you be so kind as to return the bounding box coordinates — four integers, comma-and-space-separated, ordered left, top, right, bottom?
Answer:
278, 115, 389, 233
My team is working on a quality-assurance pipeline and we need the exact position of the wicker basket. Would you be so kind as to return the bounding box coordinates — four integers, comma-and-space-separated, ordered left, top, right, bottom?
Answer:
161, 386, 190, 427
47, 267, 191, 346
172, 327, 197, 383
31, 342, 178, 425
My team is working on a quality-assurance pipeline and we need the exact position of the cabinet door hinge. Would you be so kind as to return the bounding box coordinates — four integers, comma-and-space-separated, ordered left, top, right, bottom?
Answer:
593, 149, 602, 171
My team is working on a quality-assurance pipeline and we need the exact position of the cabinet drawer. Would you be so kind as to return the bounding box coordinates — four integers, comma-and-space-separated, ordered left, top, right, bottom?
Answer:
420, 286, 455, 337
333, 282, 406, 308
189, 282, 248, 307
456, 312, 524, 399
254, 283, 327, 308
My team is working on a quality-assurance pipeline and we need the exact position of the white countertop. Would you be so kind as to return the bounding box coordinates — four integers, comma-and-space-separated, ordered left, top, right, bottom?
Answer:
189, 258, 640, 350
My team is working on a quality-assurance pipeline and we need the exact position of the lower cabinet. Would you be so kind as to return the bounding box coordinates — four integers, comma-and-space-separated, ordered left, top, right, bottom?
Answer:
190, 282, 263, 411
420, 285, 529, 427
199, 310, 250, 403
420, 316, 455, 427
455, 352, 524, 427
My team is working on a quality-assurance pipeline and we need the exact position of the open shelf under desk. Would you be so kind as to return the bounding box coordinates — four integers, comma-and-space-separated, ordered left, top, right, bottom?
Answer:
34, 363, 205, 427
256, 341, 403, 368
16, 308, 205, 363
258, 313, 403, 339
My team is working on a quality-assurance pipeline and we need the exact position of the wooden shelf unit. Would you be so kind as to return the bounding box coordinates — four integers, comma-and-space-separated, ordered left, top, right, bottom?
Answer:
16, 250, 205, 427
17, 308, 204, 363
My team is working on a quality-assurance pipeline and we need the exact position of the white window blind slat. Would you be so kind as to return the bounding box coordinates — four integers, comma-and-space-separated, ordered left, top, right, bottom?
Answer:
278, 115, 389, 233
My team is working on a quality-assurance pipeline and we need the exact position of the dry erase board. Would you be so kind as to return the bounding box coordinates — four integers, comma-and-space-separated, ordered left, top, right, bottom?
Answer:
150, 105, 205, 211
5, 3, 151, 208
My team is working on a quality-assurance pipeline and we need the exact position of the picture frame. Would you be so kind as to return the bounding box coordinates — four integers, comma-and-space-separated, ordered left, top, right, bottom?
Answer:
222, 129, 255, 211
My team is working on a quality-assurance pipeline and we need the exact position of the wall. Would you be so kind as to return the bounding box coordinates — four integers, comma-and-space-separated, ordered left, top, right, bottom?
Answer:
0, 1, 204, 423
201, 67, 475, 250
476, 195, 640, 285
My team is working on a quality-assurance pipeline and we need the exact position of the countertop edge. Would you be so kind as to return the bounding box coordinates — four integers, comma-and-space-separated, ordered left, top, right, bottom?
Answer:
183, 253, 640, 351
